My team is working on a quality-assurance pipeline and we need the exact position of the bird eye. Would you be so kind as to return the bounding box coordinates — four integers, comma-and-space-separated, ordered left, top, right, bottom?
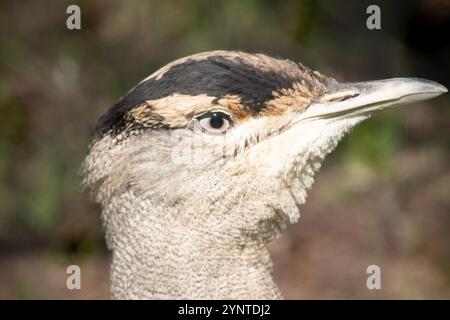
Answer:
195, 111, 232, 134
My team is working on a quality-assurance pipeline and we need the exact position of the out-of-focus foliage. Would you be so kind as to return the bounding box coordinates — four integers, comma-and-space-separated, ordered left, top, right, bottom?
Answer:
0, 0, 448, 299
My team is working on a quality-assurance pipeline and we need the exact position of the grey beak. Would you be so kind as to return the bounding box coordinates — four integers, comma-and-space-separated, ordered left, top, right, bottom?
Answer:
301, 78, 447, 121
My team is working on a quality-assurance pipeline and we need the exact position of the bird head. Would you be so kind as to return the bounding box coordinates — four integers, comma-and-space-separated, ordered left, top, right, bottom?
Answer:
83, 51, 446, 246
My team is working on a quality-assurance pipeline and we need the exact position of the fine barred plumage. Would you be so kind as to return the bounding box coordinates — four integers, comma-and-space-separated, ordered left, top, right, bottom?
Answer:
82, 50, 447, 299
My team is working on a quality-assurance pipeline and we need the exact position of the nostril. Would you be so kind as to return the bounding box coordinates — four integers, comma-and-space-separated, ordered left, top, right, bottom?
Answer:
319, 90, 360, 103
336, 93, 360, 102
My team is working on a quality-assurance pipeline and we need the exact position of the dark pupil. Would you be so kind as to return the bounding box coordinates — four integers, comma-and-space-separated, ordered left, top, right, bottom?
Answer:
210, 113, 224, 129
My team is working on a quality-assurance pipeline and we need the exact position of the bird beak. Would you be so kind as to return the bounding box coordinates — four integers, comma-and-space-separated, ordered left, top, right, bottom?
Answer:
300, 78, 447, 121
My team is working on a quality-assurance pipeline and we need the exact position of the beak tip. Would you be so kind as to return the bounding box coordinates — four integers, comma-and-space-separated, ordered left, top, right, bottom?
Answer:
417, 79, 448, 94
438, 84, 448, 94
419, 78, 447, 94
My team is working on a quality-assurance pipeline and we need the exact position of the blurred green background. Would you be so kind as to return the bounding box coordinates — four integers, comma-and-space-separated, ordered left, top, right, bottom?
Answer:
0, 0, 449, 299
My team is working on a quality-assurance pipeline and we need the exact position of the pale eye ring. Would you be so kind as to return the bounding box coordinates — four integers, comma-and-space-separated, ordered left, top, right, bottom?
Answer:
195, 111, 233, 134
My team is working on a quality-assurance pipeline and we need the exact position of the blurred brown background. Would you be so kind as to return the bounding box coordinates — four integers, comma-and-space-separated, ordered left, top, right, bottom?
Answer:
0, 0, 449, 299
